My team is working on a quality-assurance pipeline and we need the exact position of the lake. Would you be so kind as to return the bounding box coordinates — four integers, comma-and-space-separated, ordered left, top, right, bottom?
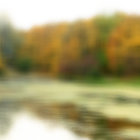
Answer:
0, 77, 140, 140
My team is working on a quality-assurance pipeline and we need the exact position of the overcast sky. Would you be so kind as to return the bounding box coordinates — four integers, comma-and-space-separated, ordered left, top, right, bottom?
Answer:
0, 0, 140, 30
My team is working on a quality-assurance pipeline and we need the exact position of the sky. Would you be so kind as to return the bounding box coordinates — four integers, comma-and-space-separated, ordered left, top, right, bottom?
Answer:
0, 0, 140, 30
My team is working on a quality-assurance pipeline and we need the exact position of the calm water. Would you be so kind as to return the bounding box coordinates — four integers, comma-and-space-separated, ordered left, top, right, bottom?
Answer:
0, 78, 140, 140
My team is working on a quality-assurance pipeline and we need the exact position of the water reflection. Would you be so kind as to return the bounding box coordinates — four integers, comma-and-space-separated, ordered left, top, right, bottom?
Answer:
1, 111, 89, 140
0, 98, 135, 140
0, 99, 21, 135
0, 98, 110, 140
0, 79, 140, 140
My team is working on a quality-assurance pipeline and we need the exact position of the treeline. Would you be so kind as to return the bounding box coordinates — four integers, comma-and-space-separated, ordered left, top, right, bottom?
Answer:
0, 13, 140, 78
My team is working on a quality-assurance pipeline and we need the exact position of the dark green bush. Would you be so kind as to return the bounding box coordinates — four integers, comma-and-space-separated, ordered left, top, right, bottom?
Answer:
16, 58, 32, 73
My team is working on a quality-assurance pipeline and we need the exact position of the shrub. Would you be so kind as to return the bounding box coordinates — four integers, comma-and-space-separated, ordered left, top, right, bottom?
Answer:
16, 58, 32, 73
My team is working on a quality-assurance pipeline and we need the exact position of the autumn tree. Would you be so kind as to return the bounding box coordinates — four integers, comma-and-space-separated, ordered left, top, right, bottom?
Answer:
20, 23, 68, 75
59, 20, 98, 77
94, 13, 125, 73
108, 15, 140, 75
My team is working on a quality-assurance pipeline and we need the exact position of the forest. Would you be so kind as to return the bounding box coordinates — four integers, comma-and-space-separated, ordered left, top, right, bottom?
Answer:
0, 13, 140, 79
